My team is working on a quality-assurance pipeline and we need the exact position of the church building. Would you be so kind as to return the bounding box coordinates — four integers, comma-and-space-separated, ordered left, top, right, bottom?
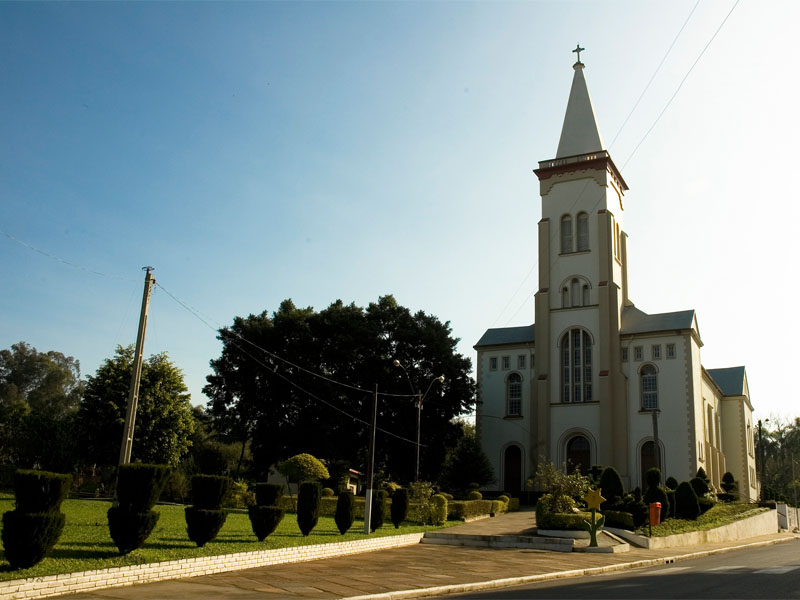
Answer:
475, 53, 757, 500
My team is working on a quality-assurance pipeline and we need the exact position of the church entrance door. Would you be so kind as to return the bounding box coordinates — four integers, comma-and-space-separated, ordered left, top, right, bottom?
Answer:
503, 445, 522, 493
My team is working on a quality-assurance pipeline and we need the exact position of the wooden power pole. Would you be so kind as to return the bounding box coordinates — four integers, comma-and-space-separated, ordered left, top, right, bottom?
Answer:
118, 266, 156, 467
363, 384, 378, 534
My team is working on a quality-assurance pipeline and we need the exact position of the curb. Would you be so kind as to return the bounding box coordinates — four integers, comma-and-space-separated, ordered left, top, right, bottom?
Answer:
341, 536, 797, 600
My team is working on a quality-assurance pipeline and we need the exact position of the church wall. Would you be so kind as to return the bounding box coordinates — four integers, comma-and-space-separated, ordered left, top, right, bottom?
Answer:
550, 403, 600, 466
687, 335, 705, 483
720, 396, 753, 501
621, 331, 693, 488
475, 346, 534, 491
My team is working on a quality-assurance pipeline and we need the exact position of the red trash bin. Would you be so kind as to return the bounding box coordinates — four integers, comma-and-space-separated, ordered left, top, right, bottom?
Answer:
649, 502, 662, 526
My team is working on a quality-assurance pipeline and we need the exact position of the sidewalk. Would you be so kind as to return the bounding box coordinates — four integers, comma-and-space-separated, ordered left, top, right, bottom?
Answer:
59, 510, 797, 600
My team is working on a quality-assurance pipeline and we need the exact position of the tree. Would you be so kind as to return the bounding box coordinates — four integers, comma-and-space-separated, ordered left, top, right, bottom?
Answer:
278, 453, 330, 483
0, 342, 85, 468
439, 426, 494, 492
204, 295, 475, 482
77, 346, 195, 468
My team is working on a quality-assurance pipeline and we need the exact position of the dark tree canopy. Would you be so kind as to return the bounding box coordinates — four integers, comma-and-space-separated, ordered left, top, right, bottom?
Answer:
78, 346, 195, 468
204, 295, 475, 482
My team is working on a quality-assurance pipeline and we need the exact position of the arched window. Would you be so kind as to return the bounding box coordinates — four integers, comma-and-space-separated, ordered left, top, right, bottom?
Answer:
566, 435, 591, 474
577, 212, 589, 251
561, 215, 573, 254
570, 278, 580, 307
562, 287, 569, 308
582, 285, 590, 306
561, 329, 592, 403
641, 364, 658, 410
506, 373, 522, 416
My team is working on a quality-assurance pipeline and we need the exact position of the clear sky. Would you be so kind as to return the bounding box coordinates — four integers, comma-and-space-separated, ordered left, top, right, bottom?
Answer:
1, 1, 796, 423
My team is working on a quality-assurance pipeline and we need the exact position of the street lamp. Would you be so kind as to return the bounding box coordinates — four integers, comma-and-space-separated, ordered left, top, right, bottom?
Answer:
393, 359, 444, 482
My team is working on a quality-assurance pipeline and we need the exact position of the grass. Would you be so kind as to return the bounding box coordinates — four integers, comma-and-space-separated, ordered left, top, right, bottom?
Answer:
0, 493, 453, 581
635, 502, 768, 537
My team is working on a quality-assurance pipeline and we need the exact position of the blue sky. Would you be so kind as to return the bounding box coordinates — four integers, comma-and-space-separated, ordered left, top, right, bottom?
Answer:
1, 1, 796, 422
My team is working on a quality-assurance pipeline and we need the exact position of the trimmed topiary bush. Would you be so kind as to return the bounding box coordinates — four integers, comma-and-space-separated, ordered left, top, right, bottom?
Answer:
645, 468, 662, 490
467, 490, 482, 500
675, 481, 701, 520
598, 467, 625, 510
108, 464, 169, 555
184, 475, 232, 547
718, 471, 737, 502
690, 477, 710, 497
390, 488, 408, 528
603, 510, 634, 530
697, 495, 715, 514
321, 487, 335, 497
334, 490, 355, 534
297, 482, 321, 536
2, 470, 72, 569
370, 489, 387, 532
497, 494, 510, 504
643, 485, 670, 520
255, 483, 284, 507
430, 493, 448, 526
696, 467, 709, 483
665, 476, 678, 490
248, 506, 285, 541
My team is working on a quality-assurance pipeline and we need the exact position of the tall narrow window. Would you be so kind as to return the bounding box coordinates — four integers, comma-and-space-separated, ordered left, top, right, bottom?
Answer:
577, 212, 589, 251
506, 373, 522, 416
566, 436, 591, 474
561, 215, 573, 254
561, 329, 592, 402
641, 364, 658, 410
582, 285, 590, 306
571, 279, 580, 307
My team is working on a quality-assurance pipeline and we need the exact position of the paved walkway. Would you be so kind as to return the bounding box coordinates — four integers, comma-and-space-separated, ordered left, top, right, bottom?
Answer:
61, 509, 798, 600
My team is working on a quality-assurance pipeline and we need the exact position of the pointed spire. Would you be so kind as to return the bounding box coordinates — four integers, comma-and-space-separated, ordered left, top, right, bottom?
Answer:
556, 53, 605, 159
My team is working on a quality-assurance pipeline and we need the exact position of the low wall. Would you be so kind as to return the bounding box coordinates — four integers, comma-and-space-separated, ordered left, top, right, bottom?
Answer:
607, 509, 776, 549
0, 533, 425, 600
777, 503, 800, 530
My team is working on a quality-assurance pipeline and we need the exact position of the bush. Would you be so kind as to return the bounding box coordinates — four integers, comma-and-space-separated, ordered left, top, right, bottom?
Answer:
2, 510, 66, 570
535, 496, 592, 531
533, 461, 589, 511
441, 492, 454, 501
370, 490, 387, 532
448, 499, 494, 520
645, 468, 662, 490
721, 472, 737, 494
297, 482, 321, 536
497, 494, 510, 504
666, 489, 677, 518
467, 490, 482, 500
508, 497, 520, 512
255, 483, 284, 507
490, 500, 506, 515
696, 467, 709, 483
191, 475, 232, 509
13, 470, 72, 513
430, 494, 448, 526
321, 487, 335, 497
107, 507, 160, 555
643, 485, 670, 520
248, 505, 285, 541
108, 463, 169, 555
390, 488, 408, 528
598, 467, 625, 509
675, 481, 700, 520
334, 491, 355, 534
185, 507, 228, 547
698, 495, 716, 514
278, 453, 329, 483
665, 476, 678, 490
690, 477, 710, 497
603, 510, 634, 530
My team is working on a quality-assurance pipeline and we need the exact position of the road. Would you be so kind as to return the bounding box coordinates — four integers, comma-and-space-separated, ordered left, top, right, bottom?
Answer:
441, 540, 800, 599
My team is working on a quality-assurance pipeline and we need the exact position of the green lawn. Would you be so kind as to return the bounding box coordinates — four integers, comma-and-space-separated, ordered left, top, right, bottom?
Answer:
0, 494, 451, 581
635, 503, 769, 537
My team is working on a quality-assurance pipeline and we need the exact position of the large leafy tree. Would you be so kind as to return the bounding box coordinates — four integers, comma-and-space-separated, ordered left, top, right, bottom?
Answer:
77, 346, 196, 468
0, 342, 85, 468
204, 295, 475, 482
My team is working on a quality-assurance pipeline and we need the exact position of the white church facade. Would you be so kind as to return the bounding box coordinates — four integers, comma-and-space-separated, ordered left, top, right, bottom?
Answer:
475, 55, 757, 501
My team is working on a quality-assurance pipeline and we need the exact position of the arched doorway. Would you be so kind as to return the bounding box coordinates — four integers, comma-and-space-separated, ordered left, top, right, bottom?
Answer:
503, 445, 522, 493
566, 435, 591, 474
640, 441, 662, 485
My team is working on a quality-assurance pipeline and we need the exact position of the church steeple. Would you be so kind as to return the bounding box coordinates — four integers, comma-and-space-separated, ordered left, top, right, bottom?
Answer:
556, 50, 605, 159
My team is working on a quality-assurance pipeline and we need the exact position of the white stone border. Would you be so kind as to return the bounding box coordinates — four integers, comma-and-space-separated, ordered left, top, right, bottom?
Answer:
0, 533, 425, 600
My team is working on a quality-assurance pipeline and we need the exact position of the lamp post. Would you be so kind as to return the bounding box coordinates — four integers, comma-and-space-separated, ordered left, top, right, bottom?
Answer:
393, 360, 444, 482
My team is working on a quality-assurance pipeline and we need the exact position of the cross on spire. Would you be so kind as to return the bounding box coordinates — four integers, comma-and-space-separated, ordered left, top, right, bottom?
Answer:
573, 44, 585, 64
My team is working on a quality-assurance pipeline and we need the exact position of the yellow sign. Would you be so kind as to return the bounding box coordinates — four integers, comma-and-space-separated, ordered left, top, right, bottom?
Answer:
584, 488, 605, 511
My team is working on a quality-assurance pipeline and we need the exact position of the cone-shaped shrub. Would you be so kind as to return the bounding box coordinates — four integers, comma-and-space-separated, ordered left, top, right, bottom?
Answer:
2, 470, 72, 570
184, 475, 232, 547
430, 493, 448, 526
248, 506, 285, 540
334, 491, 355, 534
467, 490, 482, 500
390, 488, 409, 528
690, 477, 709, 497
370, 489, 387, 532
108, 464, 169, 555
599, 467, 625, 510
665, 476, 678, 490
297, 482, 321, 536
675, 481, 701, 520
645, 468, 662, 490
255, 483, 284, 507
696, 467, 709, 483
721, 471, 736, 493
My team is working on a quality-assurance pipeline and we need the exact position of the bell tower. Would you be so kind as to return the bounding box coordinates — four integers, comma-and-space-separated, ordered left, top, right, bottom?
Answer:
530, 48, 631, 476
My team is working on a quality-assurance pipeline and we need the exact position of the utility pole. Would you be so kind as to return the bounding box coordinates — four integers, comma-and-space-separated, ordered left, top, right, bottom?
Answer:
118, 267, 156, 467
415, 391, 423, 482
363, 384, 378, 534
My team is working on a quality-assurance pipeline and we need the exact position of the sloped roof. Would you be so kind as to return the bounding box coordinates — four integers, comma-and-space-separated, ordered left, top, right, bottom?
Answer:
620, 305, 698, 336
707, 366, 747, 396
474, 324, 535, 348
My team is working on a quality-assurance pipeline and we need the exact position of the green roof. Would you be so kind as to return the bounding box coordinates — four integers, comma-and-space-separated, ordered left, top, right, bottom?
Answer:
474, 325, 535, 348
707, 366, 747, 396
